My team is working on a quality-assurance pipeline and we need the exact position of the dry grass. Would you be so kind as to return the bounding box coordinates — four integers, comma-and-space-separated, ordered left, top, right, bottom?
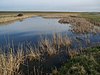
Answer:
59, 17, 100, 34
0, 47, 42, 75
0, 12, 79, 23
0, 13, 36, 23
0, 48, 24, 75
41, 13, 78, 18
39, 34, 71, 56
0, 34, 72, 75
0, 34, 99, 75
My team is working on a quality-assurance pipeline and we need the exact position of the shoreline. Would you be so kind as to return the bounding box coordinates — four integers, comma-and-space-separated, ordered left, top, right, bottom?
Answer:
0, 14, 36, 24
0, 12, 79, 23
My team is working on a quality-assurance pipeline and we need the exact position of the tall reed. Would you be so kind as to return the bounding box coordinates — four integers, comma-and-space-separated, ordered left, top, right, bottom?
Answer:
0, 34, 76, 75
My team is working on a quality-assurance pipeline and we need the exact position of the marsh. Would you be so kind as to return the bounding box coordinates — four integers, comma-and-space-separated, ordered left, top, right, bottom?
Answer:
0, 13, 100, 75
0, 14, 100, 48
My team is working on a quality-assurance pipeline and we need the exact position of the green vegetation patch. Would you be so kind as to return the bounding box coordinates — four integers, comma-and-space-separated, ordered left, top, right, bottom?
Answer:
58, 47, 100, 75
80, 13, 100, 26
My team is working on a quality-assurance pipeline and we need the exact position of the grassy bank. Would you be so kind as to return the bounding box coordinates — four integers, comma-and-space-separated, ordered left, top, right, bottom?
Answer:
58, 46, 100, 75
59, 17, 95, 34
0, 12, 79, 23
0, 12, 99, 25
58, 12, 100, 34
80, 13, 100, 26
0, 13, 36, 23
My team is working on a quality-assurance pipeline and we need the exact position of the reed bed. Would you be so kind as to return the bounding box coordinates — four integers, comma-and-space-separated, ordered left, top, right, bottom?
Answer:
0, 34, 100, 75
58, 17, 100, 34
0, 34, 73, 75
0, 48, 24, 75
80, 13, 100, 26
39, 34, 71, 56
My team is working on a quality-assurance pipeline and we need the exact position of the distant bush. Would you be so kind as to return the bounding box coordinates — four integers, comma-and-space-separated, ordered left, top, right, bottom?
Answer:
17, 13, 23, 17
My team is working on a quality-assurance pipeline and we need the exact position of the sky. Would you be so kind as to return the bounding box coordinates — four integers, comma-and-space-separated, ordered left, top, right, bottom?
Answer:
0, 0, 100, 12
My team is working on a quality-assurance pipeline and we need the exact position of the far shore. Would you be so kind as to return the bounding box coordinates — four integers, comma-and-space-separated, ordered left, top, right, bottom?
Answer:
0, 13, 37, 23
0, 12, 79, 23
0, 12, 100, 30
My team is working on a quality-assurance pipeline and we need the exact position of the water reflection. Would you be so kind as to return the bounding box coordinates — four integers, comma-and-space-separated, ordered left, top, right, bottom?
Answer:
0, 17, 100, 48
0, 17, 71, 46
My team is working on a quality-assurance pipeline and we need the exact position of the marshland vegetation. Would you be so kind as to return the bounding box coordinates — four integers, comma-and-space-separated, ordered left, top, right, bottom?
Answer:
0, 12, 79, 23
58, 13, 100, 34
81, 13, 100, 26
0, 34, 100, 75
0, 34, 72, 75
0, 12, 100, 75
58, 46, 100, 75
0, 12, 36, 23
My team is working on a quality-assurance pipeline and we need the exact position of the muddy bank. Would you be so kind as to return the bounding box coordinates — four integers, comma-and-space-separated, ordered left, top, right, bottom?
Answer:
58, 17, 100, 34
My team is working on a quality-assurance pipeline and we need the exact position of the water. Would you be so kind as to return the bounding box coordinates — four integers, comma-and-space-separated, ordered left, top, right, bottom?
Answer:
0, 17, 100, 48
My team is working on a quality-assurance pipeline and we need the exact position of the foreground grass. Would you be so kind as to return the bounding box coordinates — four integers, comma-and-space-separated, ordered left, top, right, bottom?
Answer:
0, 35, 72, 75
58, 47, 100, 75
0, 35, 100, 75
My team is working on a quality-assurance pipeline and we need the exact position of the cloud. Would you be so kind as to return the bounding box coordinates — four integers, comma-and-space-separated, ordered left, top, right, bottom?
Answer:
0, 0, 100, 11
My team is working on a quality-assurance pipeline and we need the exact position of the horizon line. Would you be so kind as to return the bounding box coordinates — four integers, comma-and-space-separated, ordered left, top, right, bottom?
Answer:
0, 10, 100, 13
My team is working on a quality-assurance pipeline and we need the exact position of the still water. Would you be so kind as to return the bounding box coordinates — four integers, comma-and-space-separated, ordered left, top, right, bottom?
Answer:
0, 17, 100, 48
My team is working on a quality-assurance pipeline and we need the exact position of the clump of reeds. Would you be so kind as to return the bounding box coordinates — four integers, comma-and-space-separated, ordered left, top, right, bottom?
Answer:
0, 46, 42, 75
0, 48, 24, 75
59, 17, 100, 34
67, 50, 79, 59
39, 34, 72, 56
0, 34, 72, 75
